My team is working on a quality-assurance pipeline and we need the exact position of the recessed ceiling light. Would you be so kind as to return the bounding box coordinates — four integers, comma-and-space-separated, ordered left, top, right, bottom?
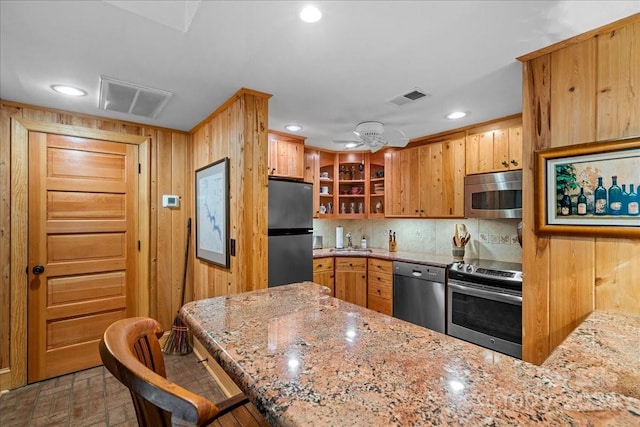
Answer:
447, 111, 467, 119
285, 123, 303, 132
345, 143, 359, 149
300, 6, 322, 23
51, 84, 87, 97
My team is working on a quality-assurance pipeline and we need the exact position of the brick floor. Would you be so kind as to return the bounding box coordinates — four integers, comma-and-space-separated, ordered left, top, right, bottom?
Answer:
0, 352, 229, 427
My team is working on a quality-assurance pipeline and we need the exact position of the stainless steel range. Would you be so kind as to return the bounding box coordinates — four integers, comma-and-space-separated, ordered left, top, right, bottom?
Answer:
447, 260, 522, 359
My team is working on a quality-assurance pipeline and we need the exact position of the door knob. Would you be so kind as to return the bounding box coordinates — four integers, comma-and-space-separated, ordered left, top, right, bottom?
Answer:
501, 161, 509, 167
32, 265, 45, 275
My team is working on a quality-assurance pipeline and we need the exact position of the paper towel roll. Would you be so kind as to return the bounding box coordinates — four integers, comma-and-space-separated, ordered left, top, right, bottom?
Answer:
336, 226, 343, 249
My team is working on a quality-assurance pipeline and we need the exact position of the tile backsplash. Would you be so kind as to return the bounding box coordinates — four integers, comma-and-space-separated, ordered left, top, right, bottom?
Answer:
313, 218, 522, 263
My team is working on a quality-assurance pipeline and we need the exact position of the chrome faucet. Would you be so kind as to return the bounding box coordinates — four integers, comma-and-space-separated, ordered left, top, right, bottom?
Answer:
346, 232, 352, 248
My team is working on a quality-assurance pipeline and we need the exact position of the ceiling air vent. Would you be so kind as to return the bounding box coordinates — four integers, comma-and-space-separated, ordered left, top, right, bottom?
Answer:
99, 76, 173, 119
385, 87, 431, 106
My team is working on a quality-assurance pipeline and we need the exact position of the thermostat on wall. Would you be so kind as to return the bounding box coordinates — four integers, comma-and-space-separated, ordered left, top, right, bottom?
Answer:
162, 195, 180, 208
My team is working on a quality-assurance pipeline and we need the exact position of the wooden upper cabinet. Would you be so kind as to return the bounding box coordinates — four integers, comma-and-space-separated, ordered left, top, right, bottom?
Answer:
425, 138, 465, 217
386, 138, 465, 218
304, 148, 320, 217
466, 124, 522, 175
508, 125, 523, 170
268, 131, 305, 179
385, 148, 421, 217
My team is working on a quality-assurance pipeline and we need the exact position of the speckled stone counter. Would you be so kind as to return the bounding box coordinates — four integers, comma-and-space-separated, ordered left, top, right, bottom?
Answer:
180, 283, 639, 426
313, 247, 455, 267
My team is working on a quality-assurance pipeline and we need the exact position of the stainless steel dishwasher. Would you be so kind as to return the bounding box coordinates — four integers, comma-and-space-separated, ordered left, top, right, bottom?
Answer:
393, 261, 446, 333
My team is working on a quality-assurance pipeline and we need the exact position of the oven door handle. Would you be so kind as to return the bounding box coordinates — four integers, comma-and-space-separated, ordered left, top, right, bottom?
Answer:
448, 282, 522, 305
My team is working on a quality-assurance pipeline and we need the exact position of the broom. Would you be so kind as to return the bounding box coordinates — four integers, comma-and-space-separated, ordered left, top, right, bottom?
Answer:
163, 218, 193, 355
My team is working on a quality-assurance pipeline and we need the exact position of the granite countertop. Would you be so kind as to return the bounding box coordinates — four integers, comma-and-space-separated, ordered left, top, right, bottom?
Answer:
180, 283, 639, 426
313, 247, 456, 267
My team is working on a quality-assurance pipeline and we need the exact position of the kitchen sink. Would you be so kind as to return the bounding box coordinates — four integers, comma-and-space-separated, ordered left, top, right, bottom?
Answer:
329, 248, 373, 255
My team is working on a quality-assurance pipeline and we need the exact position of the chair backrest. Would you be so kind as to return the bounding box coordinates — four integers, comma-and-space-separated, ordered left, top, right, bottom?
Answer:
99, 317, 223, 426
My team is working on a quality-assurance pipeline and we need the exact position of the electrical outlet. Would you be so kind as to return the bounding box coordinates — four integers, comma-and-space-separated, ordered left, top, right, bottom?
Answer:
415, 230, 422, 238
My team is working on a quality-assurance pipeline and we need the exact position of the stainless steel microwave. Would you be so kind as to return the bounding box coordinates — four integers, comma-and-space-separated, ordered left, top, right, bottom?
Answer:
464, 170, 522, 219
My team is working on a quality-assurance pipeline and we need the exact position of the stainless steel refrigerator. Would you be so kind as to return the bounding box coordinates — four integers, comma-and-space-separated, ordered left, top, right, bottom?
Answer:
268, 178, 314, 287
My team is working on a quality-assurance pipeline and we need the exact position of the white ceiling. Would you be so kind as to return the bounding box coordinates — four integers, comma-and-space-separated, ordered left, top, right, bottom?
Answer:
1, 1, 638, 151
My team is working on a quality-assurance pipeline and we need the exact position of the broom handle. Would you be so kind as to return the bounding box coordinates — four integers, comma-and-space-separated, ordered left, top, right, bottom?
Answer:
180, 218, 192, 307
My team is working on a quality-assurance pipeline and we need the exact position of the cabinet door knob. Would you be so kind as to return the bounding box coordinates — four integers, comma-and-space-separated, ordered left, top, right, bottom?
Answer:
501, 161, 509, 167
510, 159, 518, 165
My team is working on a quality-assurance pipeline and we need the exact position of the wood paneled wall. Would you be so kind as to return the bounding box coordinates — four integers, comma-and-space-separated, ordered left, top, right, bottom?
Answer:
0, 100, 190, 387
519, 14, 640, 364
189, 89, 270, 300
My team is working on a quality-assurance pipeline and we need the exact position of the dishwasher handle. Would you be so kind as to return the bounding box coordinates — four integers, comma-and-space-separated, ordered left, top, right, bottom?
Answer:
411, 270, 422, 277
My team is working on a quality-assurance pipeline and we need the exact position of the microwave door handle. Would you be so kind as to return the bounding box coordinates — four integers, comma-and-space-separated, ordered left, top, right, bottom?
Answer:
449, 282, 522, 305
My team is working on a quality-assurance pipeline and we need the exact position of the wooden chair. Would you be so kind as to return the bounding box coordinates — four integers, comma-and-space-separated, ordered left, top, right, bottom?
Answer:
99, 317, 268, 426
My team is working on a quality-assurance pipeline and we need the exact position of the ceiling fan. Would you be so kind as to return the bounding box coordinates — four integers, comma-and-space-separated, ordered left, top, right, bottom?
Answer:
332, 121, 409, 153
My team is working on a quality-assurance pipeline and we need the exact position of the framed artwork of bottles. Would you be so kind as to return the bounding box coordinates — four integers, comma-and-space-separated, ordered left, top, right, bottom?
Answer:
534, 136, 640, 238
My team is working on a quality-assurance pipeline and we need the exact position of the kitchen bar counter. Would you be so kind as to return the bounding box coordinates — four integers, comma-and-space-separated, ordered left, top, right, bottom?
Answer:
313, 247, 455, 268
180, 283, 639, 426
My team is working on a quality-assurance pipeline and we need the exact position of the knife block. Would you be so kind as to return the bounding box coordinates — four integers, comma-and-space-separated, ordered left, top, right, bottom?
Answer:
389, 241, 397, 252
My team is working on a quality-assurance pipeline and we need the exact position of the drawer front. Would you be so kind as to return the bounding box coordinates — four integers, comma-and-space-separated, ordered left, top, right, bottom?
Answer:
192, 337, 242, 397
313, 257, 334, 273
368, 273, 392, 299
335, 257, 367, 271
367, 294, 392, 316
368, 258, 393, 275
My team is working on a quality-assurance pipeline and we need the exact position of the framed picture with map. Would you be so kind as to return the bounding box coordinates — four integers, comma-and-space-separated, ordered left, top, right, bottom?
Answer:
195, 157, 230, 268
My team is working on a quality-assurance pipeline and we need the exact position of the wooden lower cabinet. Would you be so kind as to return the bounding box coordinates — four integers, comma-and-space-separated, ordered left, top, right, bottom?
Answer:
367, 259, 393, 315
334, 257, 367, 307
313, 257, 335, 296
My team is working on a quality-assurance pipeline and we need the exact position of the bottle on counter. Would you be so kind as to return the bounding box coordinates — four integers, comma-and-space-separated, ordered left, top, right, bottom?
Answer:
560, 192, 572, 216
361, 236, 367, 249
594, 176, 607, 216
608, 176, 622, 215
628, 184, 639, 216
577, 187, 587, 216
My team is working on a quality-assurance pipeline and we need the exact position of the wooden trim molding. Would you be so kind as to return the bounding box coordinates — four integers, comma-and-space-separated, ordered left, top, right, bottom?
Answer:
9, 118, 151, 389
0, 99, 190, 135
517, 13, 640, 62
190, 88, 272, 135
0, 365, 10, 393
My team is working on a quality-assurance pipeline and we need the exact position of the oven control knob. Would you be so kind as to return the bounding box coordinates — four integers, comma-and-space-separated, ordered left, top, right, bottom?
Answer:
465, 264, 473, 273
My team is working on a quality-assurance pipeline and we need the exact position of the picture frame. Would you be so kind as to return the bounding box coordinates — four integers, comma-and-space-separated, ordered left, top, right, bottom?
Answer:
195, 157, 230, 268
534, 136, 640, 238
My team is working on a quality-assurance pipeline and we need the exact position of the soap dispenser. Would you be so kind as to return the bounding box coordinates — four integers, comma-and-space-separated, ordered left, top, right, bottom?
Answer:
361, 235, 367, 249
